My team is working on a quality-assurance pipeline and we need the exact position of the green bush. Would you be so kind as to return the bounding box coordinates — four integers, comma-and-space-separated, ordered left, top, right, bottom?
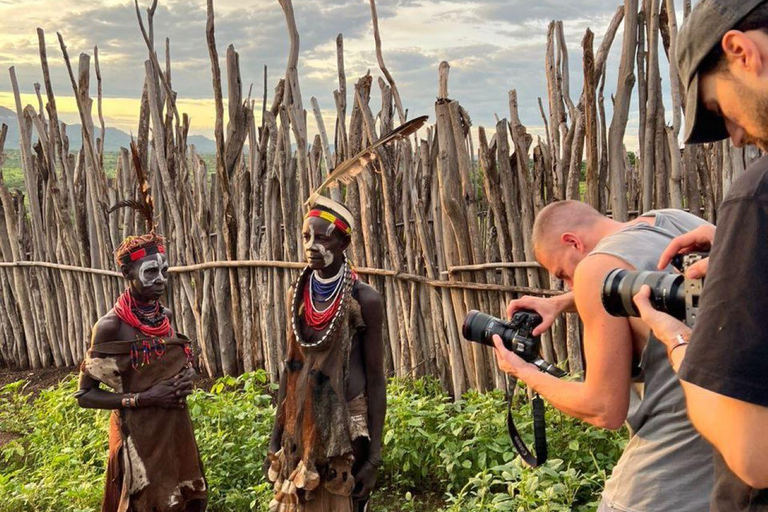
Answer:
0, 374, 626, 512
381, 378, 626, 511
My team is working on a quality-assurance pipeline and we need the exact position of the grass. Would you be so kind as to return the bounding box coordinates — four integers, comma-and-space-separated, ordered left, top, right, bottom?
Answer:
0, 373, 626, 512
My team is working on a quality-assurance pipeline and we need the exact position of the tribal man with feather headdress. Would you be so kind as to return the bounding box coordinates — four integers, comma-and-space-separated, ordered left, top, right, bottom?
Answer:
75, 143, 207, 512
265, 116, 428, 512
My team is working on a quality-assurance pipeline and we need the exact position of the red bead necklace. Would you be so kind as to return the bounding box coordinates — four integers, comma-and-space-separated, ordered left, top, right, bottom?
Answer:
114, 289, 174, 338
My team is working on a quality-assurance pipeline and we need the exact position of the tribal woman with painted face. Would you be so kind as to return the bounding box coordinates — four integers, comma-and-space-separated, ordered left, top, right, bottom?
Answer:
265, 194, 386, 512
266, 116, 426, 512
75, 146, 207, 512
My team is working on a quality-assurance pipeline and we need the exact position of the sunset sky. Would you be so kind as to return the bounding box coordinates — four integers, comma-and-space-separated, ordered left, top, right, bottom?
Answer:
0, 0, 674, 148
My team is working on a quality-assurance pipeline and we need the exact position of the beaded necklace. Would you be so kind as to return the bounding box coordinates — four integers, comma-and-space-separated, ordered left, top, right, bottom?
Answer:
115, 289, 174, 338
310, 265, 345, 303
292, 255, 357, 349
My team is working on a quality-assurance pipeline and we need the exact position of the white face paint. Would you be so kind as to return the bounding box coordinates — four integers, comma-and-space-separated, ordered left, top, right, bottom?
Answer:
316, 245, 334, 268
303, 224, 335, 268
304, 224, 316, 251
138, 254, 168, 287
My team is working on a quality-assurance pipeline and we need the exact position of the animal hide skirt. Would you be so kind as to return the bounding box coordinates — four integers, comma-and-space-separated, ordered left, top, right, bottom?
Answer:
81, 336, 207, 512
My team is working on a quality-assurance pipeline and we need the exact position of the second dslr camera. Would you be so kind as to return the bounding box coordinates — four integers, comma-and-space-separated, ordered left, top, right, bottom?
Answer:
601, 253, 706, 326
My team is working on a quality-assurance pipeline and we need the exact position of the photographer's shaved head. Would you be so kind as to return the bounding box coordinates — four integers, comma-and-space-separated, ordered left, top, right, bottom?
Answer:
532, 201, 604, 255
531, 200, 611, 287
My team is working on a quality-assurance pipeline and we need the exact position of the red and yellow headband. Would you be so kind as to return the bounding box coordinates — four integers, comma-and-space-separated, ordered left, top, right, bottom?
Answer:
306, 209, 352, 235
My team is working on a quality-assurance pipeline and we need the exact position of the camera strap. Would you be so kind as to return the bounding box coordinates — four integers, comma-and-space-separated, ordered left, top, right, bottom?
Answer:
507, 392, 547, 468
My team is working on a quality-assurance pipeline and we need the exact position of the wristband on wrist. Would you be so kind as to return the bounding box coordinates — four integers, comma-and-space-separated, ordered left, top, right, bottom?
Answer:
667, 332, 690, 365
367, 457, 383, 468
121, 394, 139, 408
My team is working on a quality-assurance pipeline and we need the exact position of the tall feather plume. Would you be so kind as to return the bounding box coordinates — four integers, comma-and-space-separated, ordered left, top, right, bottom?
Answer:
305, 115, 429, 208
106, 140, 155, 233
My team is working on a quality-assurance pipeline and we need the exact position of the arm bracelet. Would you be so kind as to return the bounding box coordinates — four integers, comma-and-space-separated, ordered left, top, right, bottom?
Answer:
121, 394, 139, 408
667, 332, 690, 365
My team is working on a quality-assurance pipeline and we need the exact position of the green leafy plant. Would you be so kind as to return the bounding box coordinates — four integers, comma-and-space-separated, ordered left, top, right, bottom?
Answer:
0, 374, 625, 512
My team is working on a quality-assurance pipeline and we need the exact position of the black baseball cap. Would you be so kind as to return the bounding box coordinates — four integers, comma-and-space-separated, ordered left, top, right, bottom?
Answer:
677, 0, 766, 143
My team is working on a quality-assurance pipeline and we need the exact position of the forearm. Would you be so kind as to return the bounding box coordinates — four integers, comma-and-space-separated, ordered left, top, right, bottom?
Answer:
365, 375, 387, 462
517, 364, 625, 429
680, 379, 768, 488
555, 291, 576, 314
77, 387, 140, 410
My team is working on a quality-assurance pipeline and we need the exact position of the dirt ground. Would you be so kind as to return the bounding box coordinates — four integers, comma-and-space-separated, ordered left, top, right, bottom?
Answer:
0, 365, 219, 396
0, 366, 77, 396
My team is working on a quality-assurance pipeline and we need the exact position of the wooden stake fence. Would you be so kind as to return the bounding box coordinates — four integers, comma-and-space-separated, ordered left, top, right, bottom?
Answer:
0, 0, 761, 396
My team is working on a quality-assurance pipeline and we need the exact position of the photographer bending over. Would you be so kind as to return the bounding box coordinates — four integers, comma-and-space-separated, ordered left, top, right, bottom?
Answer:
632, 0, 768, 506
493, 201, 714, 512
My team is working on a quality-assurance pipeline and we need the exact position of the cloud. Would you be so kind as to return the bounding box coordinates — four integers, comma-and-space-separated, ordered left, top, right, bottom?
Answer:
0, 0, 667, 152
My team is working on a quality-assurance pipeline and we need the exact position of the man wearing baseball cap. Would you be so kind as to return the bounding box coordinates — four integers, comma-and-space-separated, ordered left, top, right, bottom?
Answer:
633, 1, 768, 509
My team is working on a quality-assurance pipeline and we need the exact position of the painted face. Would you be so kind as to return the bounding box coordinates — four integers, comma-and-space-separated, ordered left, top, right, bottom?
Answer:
302, 216, 347, 270
124, 252, 169, 300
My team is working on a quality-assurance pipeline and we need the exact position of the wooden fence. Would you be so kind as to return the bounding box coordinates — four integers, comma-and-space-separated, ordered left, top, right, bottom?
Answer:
0, 0, 761, 397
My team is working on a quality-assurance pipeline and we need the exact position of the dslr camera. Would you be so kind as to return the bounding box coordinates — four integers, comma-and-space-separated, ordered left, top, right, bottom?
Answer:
463, 310, 566, 378
601, 253, 706, 326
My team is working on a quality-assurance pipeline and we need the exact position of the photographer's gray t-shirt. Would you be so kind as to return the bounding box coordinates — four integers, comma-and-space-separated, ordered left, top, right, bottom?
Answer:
589, 209, 714, 512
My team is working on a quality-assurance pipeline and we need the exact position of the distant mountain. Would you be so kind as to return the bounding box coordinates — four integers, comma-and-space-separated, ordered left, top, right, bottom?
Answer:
0, 106, 216, 154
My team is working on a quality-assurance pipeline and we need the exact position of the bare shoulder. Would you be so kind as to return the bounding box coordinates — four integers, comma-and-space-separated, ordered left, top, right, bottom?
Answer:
573, 254, 634, 316
92, 310, 121, 344
355, 281, 383, 310
162, 307, 174, 323
574, 253, 635, 285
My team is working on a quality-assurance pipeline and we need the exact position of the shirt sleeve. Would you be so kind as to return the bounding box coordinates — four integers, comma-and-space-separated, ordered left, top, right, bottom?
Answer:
679, 197, 768, 407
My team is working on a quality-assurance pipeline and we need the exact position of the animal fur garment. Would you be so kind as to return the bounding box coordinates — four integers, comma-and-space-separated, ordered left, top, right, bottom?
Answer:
268, 281, 367, 511
81, 335, 207, 512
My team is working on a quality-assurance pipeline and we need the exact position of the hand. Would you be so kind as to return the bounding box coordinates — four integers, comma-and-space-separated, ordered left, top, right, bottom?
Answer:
352, 461, 378, 500
507, 295, 563, 336
685, 257, 709, 280
633, 285, 691, 349
174, 365, 197, 388
657, 225, 716, 271
492, 334, 535, 378
140, 372, 194, 408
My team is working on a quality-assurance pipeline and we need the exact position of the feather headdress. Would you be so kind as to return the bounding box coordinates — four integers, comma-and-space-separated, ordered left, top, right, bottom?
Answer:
107, 141, 155, 233
304, 115, 428, 209
109, 141, 165, 267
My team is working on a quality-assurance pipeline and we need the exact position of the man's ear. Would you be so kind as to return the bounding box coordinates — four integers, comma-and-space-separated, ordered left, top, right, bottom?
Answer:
561, 233, 584, 252
722, 30, 763, 76
120, 263, 132, 280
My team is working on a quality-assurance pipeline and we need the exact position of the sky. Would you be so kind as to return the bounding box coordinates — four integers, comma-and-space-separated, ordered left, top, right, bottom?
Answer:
0, 0, 679, 151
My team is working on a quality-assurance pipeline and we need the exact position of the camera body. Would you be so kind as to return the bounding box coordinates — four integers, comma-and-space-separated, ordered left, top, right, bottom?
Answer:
602, 253, 706, 326
463, 310, 542, 360
463, 310, 566, 377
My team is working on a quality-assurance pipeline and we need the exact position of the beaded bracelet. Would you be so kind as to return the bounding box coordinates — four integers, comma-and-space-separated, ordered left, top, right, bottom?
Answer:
121, 394, 140, 408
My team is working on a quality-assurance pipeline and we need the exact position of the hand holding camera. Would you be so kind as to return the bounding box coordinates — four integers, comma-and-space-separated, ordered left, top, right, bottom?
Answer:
600, 229, 712, 360
657, 225, 715, 279
462, 309, 566, 468
506, 295, 570, 337
463, 310, 566, 378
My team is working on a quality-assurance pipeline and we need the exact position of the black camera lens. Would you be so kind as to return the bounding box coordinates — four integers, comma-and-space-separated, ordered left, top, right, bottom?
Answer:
463, 310, 502, 348
602, 269, 686, 319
